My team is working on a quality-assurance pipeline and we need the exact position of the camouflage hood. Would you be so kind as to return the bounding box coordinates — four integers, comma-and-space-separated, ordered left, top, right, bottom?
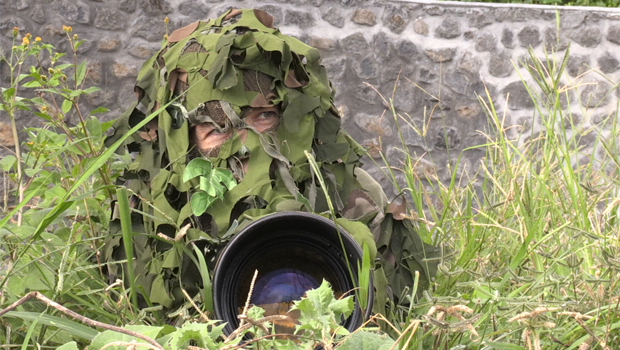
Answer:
105, 8, 440, 315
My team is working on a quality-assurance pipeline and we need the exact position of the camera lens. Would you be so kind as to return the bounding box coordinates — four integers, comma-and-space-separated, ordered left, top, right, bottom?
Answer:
212, 212, 373, 336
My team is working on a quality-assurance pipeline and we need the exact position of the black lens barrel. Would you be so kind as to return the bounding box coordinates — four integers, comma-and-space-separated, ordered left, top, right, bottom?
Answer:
212, 211, 373, 336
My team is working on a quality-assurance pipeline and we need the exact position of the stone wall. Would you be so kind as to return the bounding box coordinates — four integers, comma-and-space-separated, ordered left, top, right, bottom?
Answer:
2, 0, 620, 198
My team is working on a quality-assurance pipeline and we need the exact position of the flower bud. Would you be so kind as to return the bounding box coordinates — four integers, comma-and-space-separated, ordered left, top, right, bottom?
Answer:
48, 68, 54, 74
12, 27, 19, 38
22, 37, 30, 46
164, 17, 169, 24
73, 34, 78, 40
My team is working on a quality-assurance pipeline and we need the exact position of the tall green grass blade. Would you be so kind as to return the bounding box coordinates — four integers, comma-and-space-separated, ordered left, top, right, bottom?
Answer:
192, 243, 213, 314
20, 311, 43, 350
4, 311, 98, 340
116, 187, 137, 308
357, 243, 371, 311
0, 101, 170, 292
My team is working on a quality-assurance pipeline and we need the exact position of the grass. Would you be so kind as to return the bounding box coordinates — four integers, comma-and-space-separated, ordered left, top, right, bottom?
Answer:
1, 36, 620, 349
371, 47, 620, 349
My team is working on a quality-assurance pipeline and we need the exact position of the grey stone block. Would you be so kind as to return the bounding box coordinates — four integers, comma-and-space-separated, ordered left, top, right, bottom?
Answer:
475, 32, 496, 52
580, 81, 611, 108
567, 55, 590, 77
285, 10, 315, 29
94, 8, 128, 30
97, 37, 122, 52
418, 67, 438, 84
352, 9, 376, 26
468, 9, 494, 29
559, 11, 585, 29
340, 33, 369, 56
413, 18, 429, 36
354, 112, 394, 137
598, 51, 620, 73
353, 55, 379, 79
444, 69, 470, 95
606, 24, 620, 45
30, 5, 47, 24
119, 0, 137, 13
425, 6, 445, 16
457, 51, 482, 76
517, 26, 542, 48
488, 50, 513, 78
425, 85, 453, 111
502, 81, 535, 110
435, 127, 460, 150
373, 32, 392, 58
322, 56, 347, 80
131, 16, 167, 42
571, 25, 602, 48
425, 47, 456, 63
178, 1, 210, 18
322, 6, 345, 28
435, 17, 460, 39
501, 28, 515, 49
396, 40, 418, 61
139, 0, 173, 15
392, 82, 419, 113
54, 1, 91, 24
383, 5, 410, 34
543, 27, 569, 52
128, 40, 160, 59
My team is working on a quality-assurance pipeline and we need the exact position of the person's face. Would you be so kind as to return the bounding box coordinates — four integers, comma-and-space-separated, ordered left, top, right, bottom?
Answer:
191, 105, 280, 156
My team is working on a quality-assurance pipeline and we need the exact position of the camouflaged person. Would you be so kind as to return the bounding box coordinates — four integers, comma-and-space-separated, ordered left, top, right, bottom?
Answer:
103, 9, 440, 319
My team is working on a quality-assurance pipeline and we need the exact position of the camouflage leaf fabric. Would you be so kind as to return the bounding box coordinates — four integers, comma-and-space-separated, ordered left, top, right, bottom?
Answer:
103, 8, 440, 316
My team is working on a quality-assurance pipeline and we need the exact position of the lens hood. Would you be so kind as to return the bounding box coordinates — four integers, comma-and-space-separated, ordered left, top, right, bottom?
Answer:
212, 211, 373, 336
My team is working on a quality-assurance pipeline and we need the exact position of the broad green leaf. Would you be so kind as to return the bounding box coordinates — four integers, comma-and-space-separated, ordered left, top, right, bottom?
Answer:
2, 87, 15, 100
190, 191, 216, 216
34, 112, 52, 121
4, 311, 98, 340
0, 155, 16, 171
89, 106, 110, 116
329, 296, 354, 320
338, 331, 395, 350
75, 40, 86, 51
70, 86, 100, 97
55, 63, 73, 71
183, 158, 212, 182
22, 80, 42, 88
90, 325, 166, 350
76, 60, 87, 86
200, 175, 210, 192
86, 116, 102, 137
61, 99, 72, 114
212, 168, 237, 190
56, 342, 79, 350
169, 322, 224, 350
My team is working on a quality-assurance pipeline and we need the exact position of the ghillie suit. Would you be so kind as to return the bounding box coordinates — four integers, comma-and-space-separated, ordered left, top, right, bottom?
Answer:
104, 9, 440, 318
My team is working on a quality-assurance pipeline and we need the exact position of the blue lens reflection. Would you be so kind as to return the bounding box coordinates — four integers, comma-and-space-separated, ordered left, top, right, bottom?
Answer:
251, 269, 319, 305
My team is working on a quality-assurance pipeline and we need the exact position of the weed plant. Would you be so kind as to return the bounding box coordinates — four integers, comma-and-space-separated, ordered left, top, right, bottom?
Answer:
372, 47, 620, 349
1, 27, 619, 350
